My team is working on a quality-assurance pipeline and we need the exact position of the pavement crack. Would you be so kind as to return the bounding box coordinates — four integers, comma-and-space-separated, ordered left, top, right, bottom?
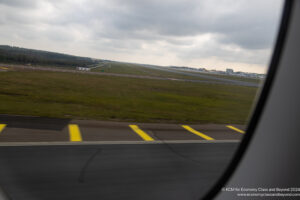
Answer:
78, 148, 102, 183
151, 131, 202, 165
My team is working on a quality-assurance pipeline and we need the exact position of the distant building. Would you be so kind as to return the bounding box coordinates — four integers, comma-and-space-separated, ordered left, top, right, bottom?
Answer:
77, 67, 91, 71
226, 68, 234, 74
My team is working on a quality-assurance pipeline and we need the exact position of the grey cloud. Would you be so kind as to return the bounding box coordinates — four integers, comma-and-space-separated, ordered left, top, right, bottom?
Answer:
99, 0, 282, 50
0, 0, 283, 71
180, 43, 271, 65
0, 0, 38, 8
1, 0, 281, 49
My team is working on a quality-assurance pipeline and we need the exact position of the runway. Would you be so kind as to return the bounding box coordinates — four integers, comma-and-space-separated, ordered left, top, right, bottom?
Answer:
0, 143, 239, 200
0, 115, 245, 144
0, 115, 244, 199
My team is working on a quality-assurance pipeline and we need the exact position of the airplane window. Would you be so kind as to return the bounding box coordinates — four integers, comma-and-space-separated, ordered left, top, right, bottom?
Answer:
0, 0, 283, 199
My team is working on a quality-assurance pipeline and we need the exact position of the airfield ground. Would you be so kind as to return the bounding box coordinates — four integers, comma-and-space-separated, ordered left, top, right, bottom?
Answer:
0, 64, 258, 124
92, 61, 262, 84
0, 64, 251, 199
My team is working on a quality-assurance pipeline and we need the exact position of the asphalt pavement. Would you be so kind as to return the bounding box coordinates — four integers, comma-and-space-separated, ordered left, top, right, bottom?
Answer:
0, 143, 239, 200
0, 115, 245, 143
0, 115, 244, 199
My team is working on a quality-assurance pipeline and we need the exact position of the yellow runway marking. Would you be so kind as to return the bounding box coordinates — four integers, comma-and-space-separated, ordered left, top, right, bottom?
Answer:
226, 125, 245, 134
68, 124, 82, 142
0, 67, 9, 70
182, 125, 214, 140
0, 124, 6, 133
129, 125, 154, 141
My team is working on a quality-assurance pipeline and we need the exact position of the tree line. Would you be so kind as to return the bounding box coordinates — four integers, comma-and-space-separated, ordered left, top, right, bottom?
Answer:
0, 45, 97, 67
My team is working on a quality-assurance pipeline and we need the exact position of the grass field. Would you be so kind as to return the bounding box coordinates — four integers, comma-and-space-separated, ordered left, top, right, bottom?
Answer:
92, 62, 263, 85
196, 72, 262, 84
174, 69, 263, 84
92, 62, 216, 81
0, 70, 259, 124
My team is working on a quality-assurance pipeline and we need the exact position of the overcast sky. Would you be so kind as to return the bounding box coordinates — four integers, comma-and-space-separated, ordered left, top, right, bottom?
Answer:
0, 0, 283, 73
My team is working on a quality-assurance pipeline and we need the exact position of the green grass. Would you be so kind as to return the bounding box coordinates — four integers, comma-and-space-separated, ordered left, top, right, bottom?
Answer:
201, 73, 262, 84
92, 62, 263, 85
92, 62, 152, 75
92, 62, 211, 81
174, 69, 263, 84
0, 70, 259, 124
